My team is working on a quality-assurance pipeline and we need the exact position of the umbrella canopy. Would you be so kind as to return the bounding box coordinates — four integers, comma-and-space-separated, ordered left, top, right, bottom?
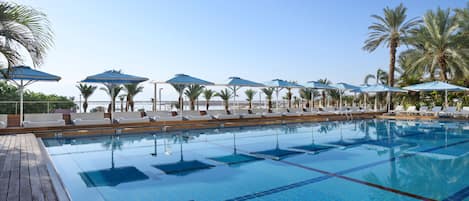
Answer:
403, 81, 468, 92
403, 81, 468, 108
0, 65, 61, 126
81, 70, 148, 120
166, 74, 214, 85
264, 79, 303, 111
360, 84, 407, 93
82, 70, 148, 84
303, 81, 336, 90
331, 82, 360, 91
225, 77, 264, 112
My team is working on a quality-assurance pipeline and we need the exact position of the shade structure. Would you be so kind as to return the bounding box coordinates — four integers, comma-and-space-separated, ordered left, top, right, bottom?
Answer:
166, 74, 214, 118
0, 66, 61, 126
303, 81, 336, 110
81, 70, 148, 121
403, 81, 469, 108
264, 79, 303, 111
360, 84, 407, 111
225, 77, 264, 112
331, 83, 360, 111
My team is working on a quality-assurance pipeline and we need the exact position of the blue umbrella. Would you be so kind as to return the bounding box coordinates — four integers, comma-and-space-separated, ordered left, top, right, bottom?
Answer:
225, 77, 264, 111
82, 70, 148, 120
360, 84, 407, 111
264, 79, 303, 111
331, 83, 360, 110
303, 81, 336, 110
0, 65, 61, 126
404, 81, 468, 108
166, 74, 214, 117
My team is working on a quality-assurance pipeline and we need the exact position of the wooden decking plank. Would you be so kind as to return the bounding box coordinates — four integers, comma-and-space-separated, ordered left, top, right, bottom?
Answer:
31, 135, 58, 201
27, 135, 46, 201
0, 135, 12, 201
7, 134, 21, 201
20, 135, 33, 201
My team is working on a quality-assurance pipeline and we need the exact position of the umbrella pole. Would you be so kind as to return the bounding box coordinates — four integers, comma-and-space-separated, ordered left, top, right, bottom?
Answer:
233, 86, 237, 113
20, 80, 24, 126
276, 88, 279, 112
111, 88, 114, 123
339, 90, 342, 111
180, 91, 184, 120
311, 91, 314, 112
445, 89, 448, 109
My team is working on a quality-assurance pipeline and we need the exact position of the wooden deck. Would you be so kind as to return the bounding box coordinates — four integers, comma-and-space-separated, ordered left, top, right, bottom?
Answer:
0, 134, 60, 201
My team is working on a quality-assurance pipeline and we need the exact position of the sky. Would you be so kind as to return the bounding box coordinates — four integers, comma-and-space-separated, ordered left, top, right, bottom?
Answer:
11, 0, 468, 102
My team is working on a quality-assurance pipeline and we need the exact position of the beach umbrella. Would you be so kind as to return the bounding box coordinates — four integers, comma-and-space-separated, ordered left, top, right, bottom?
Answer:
225, 77, 264, 112
166, 74, 214, 118
81, 70, 148, 121
360, 84, 407, 111
331, 82, 360, 111
303, 81, 336, 110
403, 81, 468, 108
0, 65, 61, 126
264, 79, 303, 111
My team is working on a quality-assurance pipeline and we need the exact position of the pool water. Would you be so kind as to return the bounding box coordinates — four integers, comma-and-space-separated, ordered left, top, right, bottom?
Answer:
42, 120, 469, 201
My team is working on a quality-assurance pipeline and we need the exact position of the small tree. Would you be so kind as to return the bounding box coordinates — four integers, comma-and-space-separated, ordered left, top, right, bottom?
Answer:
245, 89, 257, 110
216, 88, 232, 112
123, 84, 144, 112
100, 84, 122, 112
203, 89, 215, 110
261, 88, 274, 111
76, 84, 97, 113
184, 84, 204, 111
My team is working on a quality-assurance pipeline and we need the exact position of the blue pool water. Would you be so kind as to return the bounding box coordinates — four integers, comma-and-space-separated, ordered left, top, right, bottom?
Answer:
42, 120, 469, 201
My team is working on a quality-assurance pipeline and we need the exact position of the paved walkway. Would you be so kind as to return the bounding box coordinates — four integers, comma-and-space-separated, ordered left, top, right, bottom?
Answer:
0, 134, 58, 201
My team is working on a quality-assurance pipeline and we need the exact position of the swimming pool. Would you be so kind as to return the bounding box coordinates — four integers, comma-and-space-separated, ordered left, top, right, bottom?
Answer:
42, 119, 469, 201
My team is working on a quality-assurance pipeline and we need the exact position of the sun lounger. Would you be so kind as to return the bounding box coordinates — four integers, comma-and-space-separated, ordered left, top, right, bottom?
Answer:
240, 110, 263, 119
0, 114, 7, 128
454, 107, 469, 118
183, 111, 213, 121
423, 106, 442, 116
212, 110, 240, 120
282, 108, 303, 117
261, 110, 283, 118
414, 106, 428, 116
439, 106, 458, 117
146, 111, 182, 121
70, 112, 110, 125
23, 113, 66, 128
402, 106, 417, 115
388, 105, 404, 115
113, 112, 149, 124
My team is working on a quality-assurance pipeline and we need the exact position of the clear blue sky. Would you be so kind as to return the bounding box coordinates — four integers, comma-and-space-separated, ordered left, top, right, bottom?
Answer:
15, 0, 467, 101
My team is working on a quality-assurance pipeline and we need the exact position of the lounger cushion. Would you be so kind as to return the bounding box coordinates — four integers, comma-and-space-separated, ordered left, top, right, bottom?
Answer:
71, 112, 110, 125
0, 115, 7, 128
73, 119, 111, 125
23, 113, 65, 128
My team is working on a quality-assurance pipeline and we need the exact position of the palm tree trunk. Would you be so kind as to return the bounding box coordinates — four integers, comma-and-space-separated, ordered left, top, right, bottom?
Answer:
83, 99, 88, 113
439, 56, 448, 81
248, 101, 252, 110
206, 101, 210, 110
388, 39, 398, 110
190, 99, 195, 111
287, 88, 292, 108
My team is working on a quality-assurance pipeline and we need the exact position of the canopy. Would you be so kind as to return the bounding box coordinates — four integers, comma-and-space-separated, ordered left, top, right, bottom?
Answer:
303, 81, 336, 89
404, 81, 468, 108
225, 77, 264, 112
0, 65, 61, 126
81, 70, 148, 84
264, 79, 303, 88
166, 74, 214, 85
403, 81, 468, 92
360, 84, 407, 93
331, 82, 360, 91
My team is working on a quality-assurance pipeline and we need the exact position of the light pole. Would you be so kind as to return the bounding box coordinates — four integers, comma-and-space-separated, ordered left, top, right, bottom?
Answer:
159, 88, 163, 111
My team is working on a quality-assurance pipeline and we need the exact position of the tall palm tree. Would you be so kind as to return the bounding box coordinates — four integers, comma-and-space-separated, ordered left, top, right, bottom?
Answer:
405, 8, 469, 81
202, 89, 214, 110
76, 84, 96, 113
184, 84, 204, 111
0, 2, 54, 70
261, 88, 274, 111
171, 84, 186, 111
216, 88, 232, 112
244, 89, 257, 110
363, 3, 421, 87
364, 69, 388, 85
100, 84, 122, 112
123, 84, 143, 112
318, 78, 331, 107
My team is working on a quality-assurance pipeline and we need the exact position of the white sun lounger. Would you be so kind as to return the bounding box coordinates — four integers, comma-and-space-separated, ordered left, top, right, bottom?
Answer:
212, 111, 241, 120
282, 108, 303, 117
262, 110, 283, 118
0, 114, 7, 128
70, 112, 110, 125
183, 111, 213, 121
240, 110, 263, 119
439, 106, 458, 117
414, 106, 428, 116
113, 112, 149, 124
23, 113, 66, 128
402, 106, 417, 115
146, 111, 183, 121
388, 105, 404, 115
454, 107, 469, 118
423, 106, 442, 116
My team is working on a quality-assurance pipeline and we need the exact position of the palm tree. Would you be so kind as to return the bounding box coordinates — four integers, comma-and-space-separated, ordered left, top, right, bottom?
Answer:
0, 2, 54, 70
245, 89, 257, 110
76, 84, 96, 113
184, 84, 204, 111
364, 69, 388, 85
123, 84, 143, 112
363, 3, 421, 87
261, 88, 274, 111
216, 88, 232, 112
300, 88, 313, 108
405, 8, 469, 81
202, 89, 215, 110
100, 84, 122, 112
118, 94, 126, 112
318, 78, 331, 107
171, 84, 186, 111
